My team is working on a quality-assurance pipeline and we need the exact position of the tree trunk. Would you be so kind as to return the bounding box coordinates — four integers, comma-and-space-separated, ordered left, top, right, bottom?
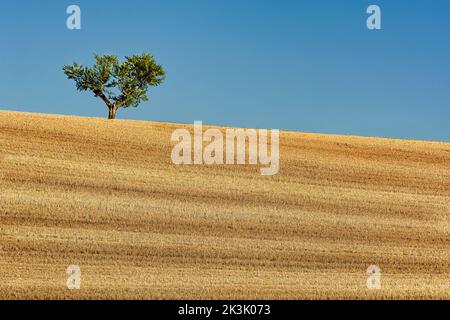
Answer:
108, 106, 117, 120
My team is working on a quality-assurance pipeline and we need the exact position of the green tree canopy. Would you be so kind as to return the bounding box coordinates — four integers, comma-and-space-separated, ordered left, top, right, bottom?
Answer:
63, 53, 165, 119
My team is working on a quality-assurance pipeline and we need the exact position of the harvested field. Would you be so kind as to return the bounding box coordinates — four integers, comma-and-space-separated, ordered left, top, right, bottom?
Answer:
0, 110, 449, 299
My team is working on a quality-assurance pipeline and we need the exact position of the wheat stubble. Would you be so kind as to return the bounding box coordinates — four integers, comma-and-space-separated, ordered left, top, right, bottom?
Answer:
0, 111, 449, 299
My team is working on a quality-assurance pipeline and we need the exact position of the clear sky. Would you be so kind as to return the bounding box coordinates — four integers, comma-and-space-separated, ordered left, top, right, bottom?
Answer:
1, 0, 449, 141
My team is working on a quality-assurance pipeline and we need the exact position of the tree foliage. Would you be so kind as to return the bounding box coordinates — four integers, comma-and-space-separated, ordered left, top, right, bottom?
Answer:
63, 53, 165, 119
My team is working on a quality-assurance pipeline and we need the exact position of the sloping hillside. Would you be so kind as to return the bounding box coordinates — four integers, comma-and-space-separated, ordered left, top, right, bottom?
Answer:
0, 110, 448, 299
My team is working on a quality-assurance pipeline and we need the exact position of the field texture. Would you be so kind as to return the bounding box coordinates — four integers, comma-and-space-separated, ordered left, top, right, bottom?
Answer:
0, 111, 449, 299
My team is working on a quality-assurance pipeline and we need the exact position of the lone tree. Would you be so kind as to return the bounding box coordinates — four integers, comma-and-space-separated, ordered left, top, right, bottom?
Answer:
63, 53, 165, 119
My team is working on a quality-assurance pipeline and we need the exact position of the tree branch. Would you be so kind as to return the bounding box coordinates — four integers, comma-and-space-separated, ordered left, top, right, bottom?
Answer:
115, 98, 129, 109
93, 89, 114, 109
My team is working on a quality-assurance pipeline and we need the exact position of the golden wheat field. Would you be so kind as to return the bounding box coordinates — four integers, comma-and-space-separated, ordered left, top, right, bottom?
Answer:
0, 110, 449, 300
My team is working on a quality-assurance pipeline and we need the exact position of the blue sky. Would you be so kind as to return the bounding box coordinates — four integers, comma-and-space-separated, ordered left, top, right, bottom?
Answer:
1, 0, 449, 141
